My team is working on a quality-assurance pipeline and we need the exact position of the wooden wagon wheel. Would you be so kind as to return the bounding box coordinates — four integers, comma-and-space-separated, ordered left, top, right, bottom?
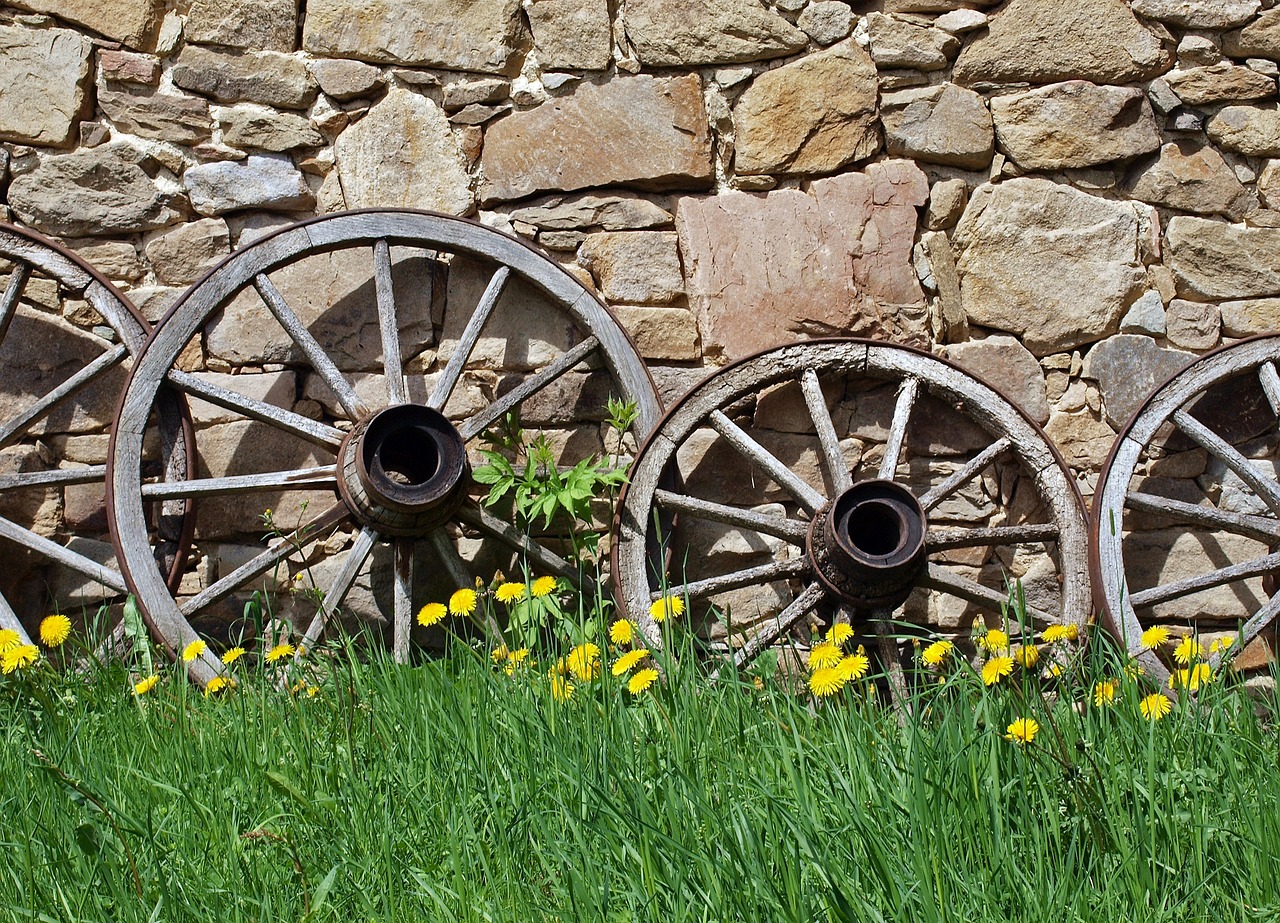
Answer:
1093, 335, 1280, 684
612, 339, 1089, 695
108, 209, 661, 685
0, 223, 192, 644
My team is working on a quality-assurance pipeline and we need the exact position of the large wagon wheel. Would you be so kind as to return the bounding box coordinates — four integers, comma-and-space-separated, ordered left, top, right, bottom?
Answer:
1093, 335, 1280, 684
0, 224, 191, 644
108, 209, 661, 685
612, 339, 1089, 695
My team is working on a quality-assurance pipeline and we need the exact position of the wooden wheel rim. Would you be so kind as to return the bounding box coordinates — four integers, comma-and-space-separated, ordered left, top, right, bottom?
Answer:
612, 338, 1090, 676
109, 209, 661, 684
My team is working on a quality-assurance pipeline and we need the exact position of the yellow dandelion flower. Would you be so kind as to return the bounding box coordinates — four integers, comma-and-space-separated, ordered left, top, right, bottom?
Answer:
306, 686, 319, 698
205, 676, 235, 697
1140, 692, 1172, 720
221, 646, 246, 665
550, 674, 574, 702
566, 643, 601, 682
1139, 626, 1170, 651
449, 588, 477, 616
808, 666, 846, 698
491, 645, 510, 664
1094, 678, 1118, 707
1210, 636, 1235, 654
983, 628, 1010, 654
133, 674, 160, 696
628, 667, 659, 695
1005, 717, 1040, 745
921, 639, 953, 667
808, 642, 844, 671
1, 644, 38, 674
1048, 662, 1065, 679
609, 619, 635, 646
0, 629, 19, 653
1014, 644, 1040, 669
612, 648, 650, 676
1173, 635, 1204, 665
826, 623, 855, 647
531, 576, 558, 598
982, 655, 1014, 686
495, 582, 526, 604
264, 643, 295, 663
1169, 662, 1213, 692
1123, 660, 1146, 680
649, 595, 684, 623
417, 602, 447, 627
39, 614, 71, 648
1041, 625, 1071, 644
837, 650, 870, 682
504, 648, 531, 675
1062, 624, 1080, 641
181, 639, 207, 663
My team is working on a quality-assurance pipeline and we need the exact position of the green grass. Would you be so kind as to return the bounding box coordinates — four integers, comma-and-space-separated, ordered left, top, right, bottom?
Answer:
2, 631, 1280, 922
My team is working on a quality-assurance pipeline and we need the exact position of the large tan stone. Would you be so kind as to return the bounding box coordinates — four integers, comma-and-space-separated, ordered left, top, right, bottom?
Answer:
219, 105, 324, 152
1043, 409, 1115, 470
171, 47, 317, 111
1121, 141, 1249, 218
991, 82, 1160, 171
186, 0, 298, 52
144, 218, 230, 286
1166, 216, 1280, 300
508, 193, 672, 231
480, 75, 712, 204
1133, 0, 1258, 28
528, 0, 611, 71
184, 155, 313, 216
334, 89, 472, 215
1081, 334, 1194, 428
953, 0, 1171, 86
1165, 63, 1276, 105
610, 306, 700, 361
0, 25, 91, 148
9, 142, 184, 236
1225, 9, 1280, 60
303, 0, 525, 74
676, 161, 929, 361
578, 231, 684, 304
733, 41, 880, 177
952, 178, 1151, 355
1221, 298, 1280, 336
625, 0, 806, 67
939, 335, 1048, 424
8, 0, 161, 49
1207, 105, 1280, 157
97, 86, 212, 145
866, 13, 958, 72
882, 85, 993, 170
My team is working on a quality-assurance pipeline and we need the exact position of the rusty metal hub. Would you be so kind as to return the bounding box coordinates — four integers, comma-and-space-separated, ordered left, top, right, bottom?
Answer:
807, 479, 927, 609
337, 404, 469, 536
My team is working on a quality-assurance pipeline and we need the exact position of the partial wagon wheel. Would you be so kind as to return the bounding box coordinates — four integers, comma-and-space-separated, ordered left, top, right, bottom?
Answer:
612, 339, 1090, 695
0, 224, 191, 644
108, 209, 660, 685
1093, 335, 1280, 684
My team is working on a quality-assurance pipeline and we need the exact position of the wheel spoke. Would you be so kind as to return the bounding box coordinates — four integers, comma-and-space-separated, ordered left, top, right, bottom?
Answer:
918, 437, 1012, 513
457, 335, 600, 441
0, 513, 126, 594
167, 370, 344, 451
1172, 409, 1280, 516
1259, 361, 1280, 417
0, 592, 31, 645
709, 410, 826, 514
374, 239, 407, 406
919, 563, 1055, 626
926, 523, 1059, 551
878, 377, 918, 481
426, 529, 507, 644
653, 489, 808, 544
298, 526, 379, 651
0, 343, 128, 449
714, 581, 826, 678
0, 465, 106, 491
455, 502, 586, 584
179, 503, 348, 618
429, 265, 511, 412
254, 273, 367, 420
658, 557, 813, 602
393, 538, 412, 664
801, 367, 852, 494
1125, 491, 1280, 544
1128, 550, 1280, 609
0, 263, 31, 345
141, 466, 337, 500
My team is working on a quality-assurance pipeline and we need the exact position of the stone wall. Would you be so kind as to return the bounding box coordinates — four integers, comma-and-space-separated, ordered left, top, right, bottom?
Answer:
1, 0, 1279, 633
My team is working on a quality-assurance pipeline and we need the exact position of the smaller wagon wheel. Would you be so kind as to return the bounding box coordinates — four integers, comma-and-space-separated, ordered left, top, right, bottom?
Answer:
612, 339, 1090, 694
1093, 335, 1280, 683
108, 209, 661, 685
0, 224, 191, 644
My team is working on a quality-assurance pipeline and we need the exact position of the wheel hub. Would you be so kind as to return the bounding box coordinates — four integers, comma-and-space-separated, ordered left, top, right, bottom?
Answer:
337, 404, 469, 536
806, 479, 927, 609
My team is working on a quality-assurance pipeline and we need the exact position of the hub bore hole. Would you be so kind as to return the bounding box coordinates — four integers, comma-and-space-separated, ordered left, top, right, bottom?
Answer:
375, 427, 441, 487
845, 500, 904, 558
